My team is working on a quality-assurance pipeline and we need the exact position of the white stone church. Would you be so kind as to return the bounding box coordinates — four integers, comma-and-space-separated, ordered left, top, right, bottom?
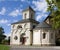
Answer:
10, 6, 55, 46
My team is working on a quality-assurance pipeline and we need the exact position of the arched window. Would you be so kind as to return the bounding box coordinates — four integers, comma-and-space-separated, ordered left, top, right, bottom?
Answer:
43, 33, 46, 39
33, 25, 35, 28
25, 13, 27, 19
17, 25, 22, 29
31, 14, 33, 18
14, 36, 18, 40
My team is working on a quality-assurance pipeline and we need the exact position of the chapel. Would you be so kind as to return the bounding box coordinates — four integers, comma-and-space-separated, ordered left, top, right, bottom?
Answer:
10, 6, 55, 46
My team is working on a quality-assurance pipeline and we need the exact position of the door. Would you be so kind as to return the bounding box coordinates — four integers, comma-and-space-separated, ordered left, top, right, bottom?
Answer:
22, 37, 26, 45
20, 33, 26, 45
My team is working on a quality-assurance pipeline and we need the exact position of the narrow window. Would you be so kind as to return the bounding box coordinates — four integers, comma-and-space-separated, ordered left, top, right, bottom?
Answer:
43, 33, 46, 39
31, 14, 33, 18
25, 13, 27, 19
33, 25, 35, 28
59, 30, 60, 33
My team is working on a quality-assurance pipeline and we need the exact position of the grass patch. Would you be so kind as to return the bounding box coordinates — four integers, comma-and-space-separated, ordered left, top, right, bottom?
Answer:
0, 44, 10, 50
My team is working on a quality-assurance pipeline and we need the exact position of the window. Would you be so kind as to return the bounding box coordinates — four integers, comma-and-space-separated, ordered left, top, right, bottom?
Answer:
25, 13, 27, 19
21, 33, 25, 37
33, 25, 35, 28
17, 25, 22, 29
20, 33, 25, 42
43, 33, 46, 39
31, 14, 33, 18
14, 36, 18, 40
59, 30, 60, 33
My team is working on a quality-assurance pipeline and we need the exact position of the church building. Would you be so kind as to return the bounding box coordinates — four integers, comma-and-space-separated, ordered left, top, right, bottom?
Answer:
10, 6, 55, 46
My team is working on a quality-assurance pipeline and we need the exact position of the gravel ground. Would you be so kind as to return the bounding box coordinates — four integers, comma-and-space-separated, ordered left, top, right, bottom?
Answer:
10, 46, 60, 50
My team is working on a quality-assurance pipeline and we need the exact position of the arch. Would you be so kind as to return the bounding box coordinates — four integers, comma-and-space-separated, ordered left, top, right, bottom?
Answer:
43, 32, 46, 39
17, 25, 22, 29
20, 33, 26, 45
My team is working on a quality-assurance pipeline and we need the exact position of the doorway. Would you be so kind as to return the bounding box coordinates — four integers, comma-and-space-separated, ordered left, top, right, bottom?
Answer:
20, 33, 26, 45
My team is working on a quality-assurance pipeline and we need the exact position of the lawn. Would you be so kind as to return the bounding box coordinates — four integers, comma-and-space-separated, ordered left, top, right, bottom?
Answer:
0, 44, 10, 50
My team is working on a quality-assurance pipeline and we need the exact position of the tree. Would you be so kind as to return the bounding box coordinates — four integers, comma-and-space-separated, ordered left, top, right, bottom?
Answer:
46, 0, 60, 29
0, 27, 6, 43
46, 0, 60, 46
2, 36, 10, 45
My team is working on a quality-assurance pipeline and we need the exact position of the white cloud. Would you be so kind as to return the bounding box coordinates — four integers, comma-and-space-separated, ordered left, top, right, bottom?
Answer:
0, 19, 9, 24
13, 20, 18, 22
21, 0, 28, 2
0, 7, 6, 15
32, 0, 47, 12
20, 0, 30, 4
7, 24, 11, 26
36, 15, 42, 21
21, 0, 25, 2
36, 13, 48, 21
9, 9, 22, 17
32, 0, 48, 21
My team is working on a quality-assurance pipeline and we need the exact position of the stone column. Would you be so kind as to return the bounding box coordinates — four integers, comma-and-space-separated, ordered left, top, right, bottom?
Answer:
30, 30, 33, 45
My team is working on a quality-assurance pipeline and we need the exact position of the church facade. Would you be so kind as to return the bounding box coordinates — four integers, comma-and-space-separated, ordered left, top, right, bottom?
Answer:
10, 7, 55, 46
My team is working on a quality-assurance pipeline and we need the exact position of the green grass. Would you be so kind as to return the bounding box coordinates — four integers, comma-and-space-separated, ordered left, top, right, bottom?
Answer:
0, 44, 10, 50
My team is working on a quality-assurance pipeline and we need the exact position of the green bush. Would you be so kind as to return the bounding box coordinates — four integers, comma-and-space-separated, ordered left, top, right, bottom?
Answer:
2, 39, 9, 45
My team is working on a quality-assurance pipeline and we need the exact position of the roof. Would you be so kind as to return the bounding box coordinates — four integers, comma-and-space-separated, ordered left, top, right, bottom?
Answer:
22, 6, 35, 12
44, 16, 52, 22
11, 19, 39, 25
34, 22, 51, 29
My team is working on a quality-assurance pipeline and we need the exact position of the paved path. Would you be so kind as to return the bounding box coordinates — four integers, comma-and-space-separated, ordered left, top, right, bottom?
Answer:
10, 46, 60, 50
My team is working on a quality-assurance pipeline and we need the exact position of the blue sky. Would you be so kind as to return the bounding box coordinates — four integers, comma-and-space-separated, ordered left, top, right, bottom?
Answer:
0, 0, 49, 36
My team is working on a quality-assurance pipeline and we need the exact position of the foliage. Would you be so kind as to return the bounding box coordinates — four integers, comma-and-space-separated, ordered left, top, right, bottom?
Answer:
2, 36, 10, 45
46, 0, 60, 46
0, 27, 6, 43
46, 0, 60, 29
2, 39, 8, 44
